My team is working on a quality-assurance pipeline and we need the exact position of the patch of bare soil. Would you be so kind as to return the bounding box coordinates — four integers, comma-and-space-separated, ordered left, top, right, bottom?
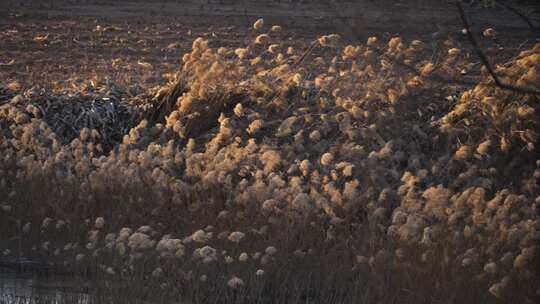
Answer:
0, 0, 538, 91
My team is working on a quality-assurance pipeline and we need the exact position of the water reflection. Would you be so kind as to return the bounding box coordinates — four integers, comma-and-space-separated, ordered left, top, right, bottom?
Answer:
0, 271, 91, 304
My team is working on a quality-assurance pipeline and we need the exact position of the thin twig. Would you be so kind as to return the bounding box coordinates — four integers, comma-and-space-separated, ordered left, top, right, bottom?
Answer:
328, 1, 483, 89
456, 1, 540, 96
324, 1, 538, 95
495, 0, 537, 30
292, 40, 319, 69
267, 40, 319, 108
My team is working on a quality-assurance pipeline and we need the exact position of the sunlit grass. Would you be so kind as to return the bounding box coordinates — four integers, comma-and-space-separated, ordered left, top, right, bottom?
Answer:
1, 16, 539, 303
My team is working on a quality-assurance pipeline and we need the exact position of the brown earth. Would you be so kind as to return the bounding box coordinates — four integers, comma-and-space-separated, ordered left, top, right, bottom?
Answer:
0, 0, 538, 91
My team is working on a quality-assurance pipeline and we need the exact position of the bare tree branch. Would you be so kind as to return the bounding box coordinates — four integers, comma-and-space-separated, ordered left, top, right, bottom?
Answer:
327, 2, 487, 89
456, 1, 540, 96
495, 0, 538, 30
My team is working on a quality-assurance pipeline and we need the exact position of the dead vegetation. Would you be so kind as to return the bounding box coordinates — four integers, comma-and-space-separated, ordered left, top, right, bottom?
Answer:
0, 2, 539, 303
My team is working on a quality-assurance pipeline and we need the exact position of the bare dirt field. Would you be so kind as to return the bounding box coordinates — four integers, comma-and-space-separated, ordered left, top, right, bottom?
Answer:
0, 0, 538, 90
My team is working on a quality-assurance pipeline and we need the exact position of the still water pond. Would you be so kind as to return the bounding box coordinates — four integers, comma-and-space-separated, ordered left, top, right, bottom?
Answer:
0, 271, 91, 304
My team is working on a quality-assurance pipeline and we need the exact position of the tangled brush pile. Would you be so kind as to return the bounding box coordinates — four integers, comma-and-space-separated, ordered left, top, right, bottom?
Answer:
0, 84, 145, 152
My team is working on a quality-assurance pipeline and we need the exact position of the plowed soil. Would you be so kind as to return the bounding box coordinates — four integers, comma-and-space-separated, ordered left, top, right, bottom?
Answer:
0, 0, 538, 90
